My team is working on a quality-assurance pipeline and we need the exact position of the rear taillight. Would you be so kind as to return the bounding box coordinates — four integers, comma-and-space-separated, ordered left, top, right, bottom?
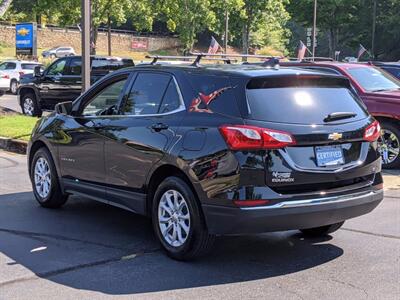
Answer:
219, 125, 296, 150
364, 120, 381, 142
0, 74, 9, 79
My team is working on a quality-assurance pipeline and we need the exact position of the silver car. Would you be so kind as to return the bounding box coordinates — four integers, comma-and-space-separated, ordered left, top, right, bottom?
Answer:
42, 46, 76, 59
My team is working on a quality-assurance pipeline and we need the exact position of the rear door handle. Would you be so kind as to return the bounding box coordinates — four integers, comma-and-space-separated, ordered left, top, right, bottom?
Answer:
151, 123, 169, 131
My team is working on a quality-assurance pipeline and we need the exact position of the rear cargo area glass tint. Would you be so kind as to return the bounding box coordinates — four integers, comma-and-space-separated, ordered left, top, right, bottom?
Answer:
246, 77, 368, 124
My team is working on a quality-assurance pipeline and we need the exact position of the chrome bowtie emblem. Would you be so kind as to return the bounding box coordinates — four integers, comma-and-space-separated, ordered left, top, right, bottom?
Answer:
328, 132, 343, 141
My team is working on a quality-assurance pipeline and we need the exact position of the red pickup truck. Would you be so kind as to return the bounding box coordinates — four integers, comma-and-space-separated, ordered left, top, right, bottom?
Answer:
282, 61, 400, 169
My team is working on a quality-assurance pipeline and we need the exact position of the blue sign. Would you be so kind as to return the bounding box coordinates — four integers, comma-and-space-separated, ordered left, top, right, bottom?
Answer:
16, 23, 37, 56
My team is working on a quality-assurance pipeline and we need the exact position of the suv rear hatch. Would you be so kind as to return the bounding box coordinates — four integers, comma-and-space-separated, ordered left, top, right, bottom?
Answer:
232, 74, 380, 195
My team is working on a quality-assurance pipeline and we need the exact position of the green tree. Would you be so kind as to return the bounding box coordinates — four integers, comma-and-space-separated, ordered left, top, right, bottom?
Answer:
288, 0, 360, 57
0, 0, 12, 17
159, 0, 216, 52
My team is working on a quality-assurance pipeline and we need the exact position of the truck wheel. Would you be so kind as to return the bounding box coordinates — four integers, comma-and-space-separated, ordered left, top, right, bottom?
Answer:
21, 93, 42, 117
152, 177, 215, 260
378, 122, 400, 169
300, 222, 344, 237
30, 147, 68, 208
10, 80, 18, 94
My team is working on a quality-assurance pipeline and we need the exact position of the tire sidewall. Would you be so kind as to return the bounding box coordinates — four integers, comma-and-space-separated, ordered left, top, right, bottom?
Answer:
152, 177, 202, 258
30, 148, 59, 205
10, 80, 18, 94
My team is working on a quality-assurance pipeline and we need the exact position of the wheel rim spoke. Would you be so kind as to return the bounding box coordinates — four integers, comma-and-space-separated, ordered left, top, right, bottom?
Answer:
33, 157, 51, 198
378, 129, 400, 164
158, 189, 191, 248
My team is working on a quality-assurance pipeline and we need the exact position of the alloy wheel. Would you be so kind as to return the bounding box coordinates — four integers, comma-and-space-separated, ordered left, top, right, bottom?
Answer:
158, 189, 191, 247
34, 157, 51, 198
23, 97, 34, 116
378, 128, 400, 165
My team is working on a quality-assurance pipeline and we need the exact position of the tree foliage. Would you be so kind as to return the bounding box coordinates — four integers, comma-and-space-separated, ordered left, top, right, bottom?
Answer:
288, 0, 400, 60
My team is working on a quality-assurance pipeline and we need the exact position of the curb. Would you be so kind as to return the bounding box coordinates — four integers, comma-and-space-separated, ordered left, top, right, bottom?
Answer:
0, 136, 27, 154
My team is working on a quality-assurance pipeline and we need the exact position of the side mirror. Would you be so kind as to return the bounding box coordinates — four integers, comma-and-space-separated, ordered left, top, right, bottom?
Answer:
34, 65, 42, 77
55, 101, 73, 115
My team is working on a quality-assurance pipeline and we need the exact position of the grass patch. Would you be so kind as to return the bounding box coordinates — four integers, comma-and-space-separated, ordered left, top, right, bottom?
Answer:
0, 115, 38, 141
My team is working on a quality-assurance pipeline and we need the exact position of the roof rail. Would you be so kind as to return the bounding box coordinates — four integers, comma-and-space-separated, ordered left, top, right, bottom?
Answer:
189, 52, 283, 60
301, 57, 335, 62
145, 55, 236, 66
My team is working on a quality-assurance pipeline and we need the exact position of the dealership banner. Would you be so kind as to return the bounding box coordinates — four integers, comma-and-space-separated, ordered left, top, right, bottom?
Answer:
16, 23, 37, 57
131, 38, 148, 51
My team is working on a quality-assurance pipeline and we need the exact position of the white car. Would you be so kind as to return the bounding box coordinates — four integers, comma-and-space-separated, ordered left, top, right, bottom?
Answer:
0, 60, 43, 94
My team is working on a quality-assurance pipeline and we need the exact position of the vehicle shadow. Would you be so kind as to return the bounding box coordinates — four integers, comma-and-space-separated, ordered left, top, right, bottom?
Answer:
0, 192, 343, 295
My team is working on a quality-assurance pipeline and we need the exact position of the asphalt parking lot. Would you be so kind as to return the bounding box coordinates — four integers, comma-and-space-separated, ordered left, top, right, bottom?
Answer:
0, 149, 399, 299
0, 94, 21, 113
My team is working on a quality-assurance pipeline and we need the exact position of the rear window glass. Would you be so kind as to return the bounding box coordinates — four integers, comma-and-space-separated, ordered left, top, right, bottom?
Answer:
246, 77, 368, 124
347, 67, 400, 92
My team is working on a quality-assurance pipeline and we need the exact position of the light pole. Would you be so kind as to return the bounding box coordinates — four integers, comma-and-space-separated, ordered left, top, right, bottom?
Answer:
81, 0, 91, 93
224, 8, 229, 54
312, 0, 317, 60
371, 0, 377, 59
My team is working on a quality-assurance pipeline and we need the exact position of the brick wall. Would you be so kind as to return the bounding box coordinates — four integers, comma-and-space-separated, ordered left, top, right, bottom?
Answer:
0, 25, 180, 54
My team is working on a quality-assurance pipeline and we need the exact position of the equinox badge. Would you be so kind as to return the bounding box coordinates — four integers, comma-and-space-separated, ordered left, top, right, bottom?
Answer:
328, 132, 343, 141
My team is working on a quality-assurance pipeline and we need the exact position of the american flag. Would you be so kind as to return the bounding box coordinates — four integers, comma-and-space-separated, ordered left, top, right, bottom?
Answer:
208, 36, 221, 54
357, 44, 367, 59
297, 40, 307, 61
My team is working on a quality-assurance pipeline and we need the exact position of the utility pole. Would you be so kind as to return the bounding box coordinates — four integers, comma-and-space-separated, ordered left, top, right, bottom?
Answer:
81, 0, 91, 93
224, 8, 229, 53
108, 13, 112, 56
371, 0, 377, 59
312, 0, 317, 60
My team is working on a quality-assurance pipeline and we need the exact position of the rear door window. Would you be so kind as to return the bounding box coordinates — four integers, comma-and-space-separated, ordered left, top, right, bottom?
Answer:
68, 58, 82, 75
21, 63, 41, 70
246, 76, 368, 124
122, 73, 171, 115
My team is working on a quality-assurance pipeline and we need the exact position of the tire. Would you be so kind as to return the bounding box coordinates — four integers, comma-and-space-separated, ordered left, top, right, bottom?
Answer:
21, 92, 42, 117
30, 147, 68, 208
378, 121, 400, 169
152, 177, 215, 261
10, 79, 18, 95
300, 221, 344, 237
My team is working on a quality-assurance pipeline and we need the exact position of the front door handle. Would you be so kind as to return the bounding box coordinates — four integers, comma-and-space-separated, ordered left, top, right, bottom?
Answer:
151, 123, 169, 131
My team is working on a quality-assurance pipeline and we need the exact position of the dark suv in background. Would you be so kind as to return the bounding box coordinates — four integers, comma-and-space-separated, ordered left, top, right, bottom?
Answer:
18, 55, 134, 117
27, 60, 383, 260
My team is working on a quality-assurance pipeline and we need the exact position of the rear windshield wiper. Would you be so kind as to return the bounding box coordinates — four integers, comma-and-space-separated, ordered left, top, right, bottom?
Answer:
324, 112, 357, 122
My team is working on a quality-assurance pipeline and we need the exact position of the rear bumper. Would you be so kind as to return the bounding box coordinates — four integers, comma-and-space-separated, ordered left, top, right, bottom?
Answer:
202, 189, 383, 235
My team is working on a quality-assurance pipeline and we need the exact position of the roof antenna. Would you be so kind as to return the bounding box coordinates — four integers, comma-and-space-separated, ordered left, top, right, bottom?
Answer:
191, 53, 204, 67
262, 57, 280, 70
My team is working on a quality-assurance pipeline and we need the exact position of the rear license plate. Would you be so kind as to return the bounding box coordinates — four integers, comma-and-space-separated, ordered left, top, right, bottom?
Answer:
315, 145, 344, 167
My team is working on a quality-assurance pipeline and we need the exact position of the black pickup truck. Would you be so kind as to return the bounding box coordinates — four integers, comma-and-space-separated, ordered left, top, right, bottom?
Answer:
18, 55, 134, 116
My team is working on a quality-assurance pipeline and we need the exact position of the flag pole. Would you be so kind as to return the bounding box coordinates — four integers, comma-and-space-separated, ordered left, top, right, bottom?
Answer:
312, 0, 317, 61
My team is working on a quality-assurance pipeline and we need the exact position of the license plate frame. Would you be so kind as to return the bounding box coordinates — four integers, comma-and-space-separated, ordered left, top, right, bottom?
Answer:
315, 145, 345, 167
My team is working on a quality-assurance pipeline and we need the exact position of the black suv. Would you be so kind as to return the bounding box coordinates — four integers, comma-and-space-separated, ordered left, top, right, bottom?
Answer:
27, 62, 383, 260
18, 56, 134, 117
